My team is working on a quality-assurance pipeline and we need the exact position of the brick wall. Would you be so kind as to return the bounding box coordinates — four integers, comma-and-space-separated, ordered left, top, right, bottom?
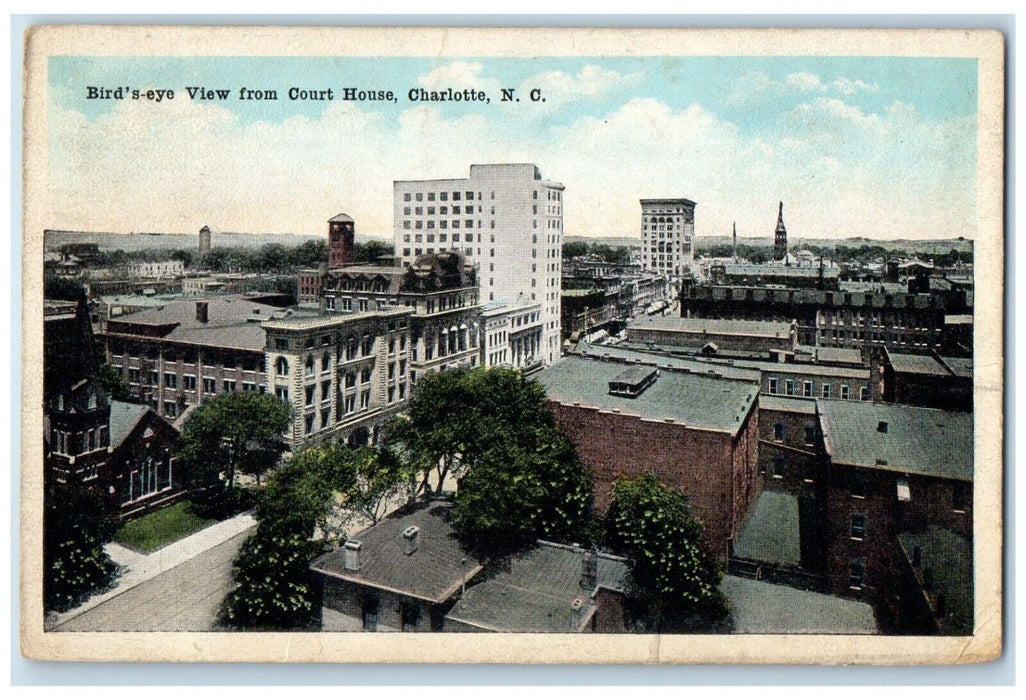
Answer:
547, 400, 759, 562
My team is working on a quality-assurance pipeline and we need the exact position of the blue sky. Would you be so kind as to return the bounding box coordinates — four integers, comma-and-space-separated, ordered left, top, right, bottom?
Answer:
48, 55, 978, 240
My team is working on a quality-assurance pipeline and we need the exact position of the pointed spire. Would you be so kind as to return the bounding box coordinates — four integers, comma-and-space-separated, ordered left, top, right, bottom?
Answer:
776, 201, 786, 234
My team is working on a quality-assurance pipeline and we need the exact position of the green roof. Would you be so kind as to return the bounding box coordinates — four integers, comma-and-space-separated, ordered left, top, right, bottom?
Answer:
722, 576, 877, 634
444, 542, 628, 633
896, 527, 973, 635
819, 401, 973, 481
536, 356, 758, 435
732, 490, 801, 566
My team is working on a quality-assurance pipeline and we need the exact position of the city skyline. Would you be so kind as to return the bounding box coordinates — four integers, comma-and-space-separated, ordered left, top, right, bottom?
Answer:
48, 55, 978, 241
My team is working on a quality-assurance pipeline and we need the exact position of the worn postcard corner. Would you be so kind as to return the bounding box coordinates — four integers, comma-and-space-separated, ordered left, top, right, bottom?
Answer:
21, 24, 1004, 666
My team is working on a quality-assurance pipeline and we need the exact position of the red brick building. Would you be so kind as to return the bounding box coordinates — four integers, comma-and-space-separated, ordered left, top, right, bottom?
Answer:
536, 355, 761, 562
816, 401, 973, 633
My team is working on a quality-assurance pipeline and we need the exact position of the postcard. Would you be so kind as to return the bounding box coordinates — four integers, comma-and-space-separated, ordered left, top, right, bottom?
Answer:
20, 25, 1004, 664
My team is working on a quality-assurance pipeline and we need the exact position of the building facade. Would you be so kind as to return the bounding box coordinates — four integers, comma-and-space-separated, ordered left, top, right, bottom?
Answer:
640, 198, 696, 278
393, 164, 564, 365
536, 355, 761, 563
262, 308, 413, 449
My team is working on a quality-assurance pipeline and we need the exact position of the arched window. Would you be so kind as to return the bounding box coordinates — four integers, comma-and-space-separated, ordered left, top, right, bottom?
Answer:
276, 357, 289, 376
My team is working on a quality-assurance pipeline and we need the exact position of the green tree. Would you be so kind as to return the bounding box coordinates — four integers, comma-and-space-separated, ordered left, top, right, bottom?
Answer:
353, 240, 394, 264
451, 424, 594, 556
220, 443, 406, 630
605, 474, 728, 632
562, 241, 590, 259
219, 528, 326, 630
391, 367, 554, 496
180, 392, 292, 515
44, 483, 119, 612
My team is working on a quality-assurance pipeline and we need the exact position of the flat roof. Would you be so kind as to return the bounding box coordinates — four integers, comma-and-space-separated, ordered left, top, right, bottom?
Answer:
536, 356, 758, 435
444, 542, 628, 633
630, 316, 793, 339
573, 342, 762, 383
819, 401, 973, 481
311, 501, 483, 605
758, 395, 818, 414
721, 576, 877, 634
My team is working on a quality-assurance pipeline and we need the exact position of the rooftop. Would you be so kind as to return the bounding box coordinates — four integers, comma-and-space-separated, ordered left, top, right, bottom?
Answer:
630, 316, 794, 340
105, 295, 318, 352
536, 356, 758, 435
885, 351, 951, 377
108, 401, 150, 449
310, 501, 483, 604
573, 342, 762, 383
758, 394, 818, 415
722, 576, 877, 634
732, 490, 801, 566
444, 542, 628, 633
939, 356, 973, 379
819, 401, 973, 481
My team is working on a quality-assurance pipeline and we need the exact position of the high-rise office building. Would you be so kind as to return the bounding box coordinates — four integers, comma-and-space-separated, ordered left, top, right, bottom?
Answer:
640, 198, 696, 278
394, 164, 564, 365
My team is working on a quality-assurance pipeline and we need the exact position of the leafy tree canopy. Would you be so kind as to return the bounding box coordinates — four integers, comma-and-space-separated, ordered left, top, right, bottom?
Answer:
605, 474, 728, 632
180, 392, 292, 514
44, 483, 119, 612
391, 366, 594, 556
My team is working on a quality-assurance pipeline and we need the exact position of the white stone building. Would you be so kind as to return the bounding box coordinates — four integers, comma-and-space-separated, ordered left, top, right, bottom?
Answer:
394, 164, 564, 365
640, 198, 696, 278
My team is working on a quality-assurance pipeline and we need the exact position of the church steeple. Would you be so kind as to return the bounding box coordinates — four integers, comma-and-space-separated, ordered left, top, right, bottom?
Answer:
773, 201, 788, 262
732, 221, 738, 262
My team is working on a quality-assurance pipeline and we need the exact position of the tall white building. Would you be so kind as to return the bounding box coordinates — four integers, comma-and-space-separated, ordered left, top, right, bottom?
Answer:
640, 198, 696, 278
394, 164, 565, 365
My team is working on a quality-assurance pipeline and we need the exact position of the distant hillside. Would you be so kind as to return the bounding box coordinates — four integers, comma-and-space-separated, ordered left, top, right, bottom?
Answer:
43, 230, 392, 252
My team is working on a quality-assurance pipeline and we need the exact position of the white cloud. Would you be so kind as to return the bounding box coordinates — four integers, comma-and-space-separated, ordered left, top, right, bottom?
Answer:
46, 86, 976, 243
417, 61, 503, 97
726, 71, 880, 106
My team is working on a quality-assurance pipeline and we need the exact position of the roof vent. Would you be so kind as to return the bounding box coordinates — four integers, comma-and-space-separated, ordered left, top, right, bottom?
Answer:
608, 365, 657, 399
580, 551, 598, 590
402, 526, 420, 556
877, 421, 889, 433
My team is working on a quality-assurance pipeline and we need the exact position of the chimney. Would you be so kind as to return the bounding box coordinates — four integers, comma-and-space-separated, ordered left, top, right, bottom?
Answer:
344, 539, 362, 571
580, 550, 598, 590
570, 597, 585, 631
402, 525, 420, 556
196, 301, 209, 323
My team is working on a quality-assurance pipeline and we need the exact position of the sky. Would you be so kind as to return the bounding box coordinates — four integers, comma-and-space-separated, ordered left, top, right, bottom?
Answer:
47, 55, 978, 241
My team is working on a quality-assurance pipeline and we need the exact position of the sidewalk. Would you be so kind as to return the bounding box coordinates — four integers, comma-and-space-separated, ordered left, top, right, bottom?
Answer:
46, 510, 257, 630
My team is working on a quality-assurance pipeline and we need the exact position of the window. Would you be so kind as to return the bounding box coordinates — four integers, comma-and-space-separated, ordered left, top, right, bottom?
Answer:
849, 560, 865, 589
163, 372, 178, 389
183, 375, 197, 391
203, 377, 216, 394
785, 379, 796, 396
275, 386, 289, 403
276, 357, 289, 376
305, 414, 315, 434
822, 383, 832, 399
768, 377, 779, 394
860, 386, 871, 401
223, 380, 236, 393
804, 424, 816, 446
772, 455, 785, 479
953, 483, 969, 512
850, 513, 867, 539
803, 381, 813, 397
321, 380, 331, 402
773, 423, 785, 442
275, 338, 289, 351
400, 601, 421, 631
360, 391, 370, 408
242, 381, 256, 393
305, 386, 315, 406
841, 384, 851, 400
164, 401, 177, 418
362, 597, 379, 631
